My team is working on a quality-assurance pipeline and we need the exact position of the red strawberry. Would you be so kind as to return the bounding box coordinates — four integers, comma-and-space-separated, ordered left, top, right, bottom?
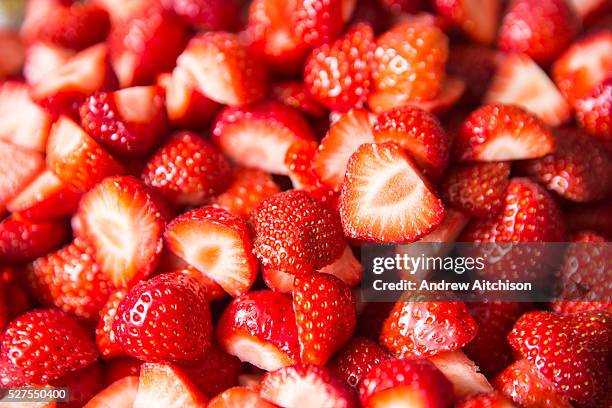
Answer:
207, 386, 277, 408
428, 351, 493, 399
378, 0, 422, 14
372, 21, 448, 102
212, 101, 315, 175
261, 266, 296, 293
304, 23, 375, 112
440, 162, 511, 218
96, 289, 128, 360
284, 139, 320, 190
260, 364, 357, 408
0, 140, 44, 213
497, 0, 579, 65
113, 272, 212, 364
84, 376, 139, 408
271, 81, 326, 118
575, 77, 611, 142
339, 143, 445, 242
495, 359, 572, 408
92, 0, 156, 23
79, 86, 168, 157
485, 53, 571, 127
516, 128, 612, 202
142, 132, 232, 207
174, 264, 227, 302
0, 29, 24, 80
456, 392, 517, 408
452, 104, 554, 162
292, 0, 345, 47
180, 347, 243, 398
318, 244, 363, 286
0, 309, 98, 386
108, 7, 187, 88
52, 362, 105, 408
434, 0, 501, 45
0, 267, 32, 321
46, 116, 124, 191
568, 0, 612, 23
251, 190, 346, 274
103, 357, 142, 385
132, 363, 208, 408
175, 32, 266, 106
359, 358, 454, 408
216, 291, 300, 371
23, 41, 75, 86
565, 202, 612, 237
330, 338, 390, 388
161, 0, 241, 31
447, 45, 499, 105
0, 215, 69, 264
75, 176, 166, 287
373, 106, 450, 181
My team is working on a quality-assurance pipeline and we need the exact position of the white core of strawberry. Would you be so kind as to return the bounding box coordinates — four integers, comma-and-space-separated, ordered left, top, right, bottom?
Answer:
428, 351, 493, 399
262, 371, 346, 408
479, 134, 535, 161
224, 333, 295, 372
133, 364, 202, 408
114, 86, 158, 123
50, 117, 89, 157
84, 376, 139, 408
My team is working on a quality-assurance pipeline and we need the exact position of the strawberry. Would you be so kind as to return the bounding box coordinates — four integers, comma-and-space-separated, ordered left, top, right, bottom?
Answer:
260, 364, 357, 408
339, 143, 445, 242
318, 244, 363, 286
51, 362, 104, 408
313, 109, 375, 191
75, 176, 166, 287
373, 106, 450, 181
0, 279, 7, 329
304, 23, 375, 112
0, 215, 69, 264
133, 363, 208, 408
413, 208, 470, 245
575, 77, 611, 141
261, 267, 296, 293
552, 31, 612, 103
350, 0, 391, 34
456, 392, 517, 408
103, 357, 142, 385
292, 0, 345, 47
0, 140, 44, 213
96, 289, 128, 360
23, 41, 75, 86
108, 7, 187, 88
84, 376, 139, 408
497, 0, 579, 65
0, 81, 52, 152
565, 202, 612, 237
330, 337, 390, 388
46, 116, 124, 191
516, 128, 612, 202
0, 29, 24, 80
0, 267, 32, 321
165, 206, 258, 297
113, 272, 212, 364
485, 53, 571, 127
179, 347, 243, 398
494, 359, 572, 408
175, 32, 266, 106
0, 309, 98, 386
293, 273, 356, 365
92, 0, 156, 23
452, 104, 554, 162
380, 300, 477, 357
440, 162, 511, 218
207, 386, 277, 408
161, 0, 241, 31
372, 21, 448, 102
284, 139, 320, 190
142, 132, 231, 207
359, 358, 454, 408
378, 0, 422, 13
568, 0, 612, 24
434, 0, 501, 45
428, 351, 493, 399
212, 101, 315, 175
251, 190, 345, 274
174, 264, 227, 302
212, 167, 280, 219
79, 86, 168, 157
271, 81, 327, 118
447, 45, 499, 105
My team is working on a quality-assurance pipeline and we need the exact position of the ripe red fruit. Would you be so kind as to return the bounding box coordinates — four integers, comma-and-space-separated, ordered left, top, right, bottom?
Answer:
161, 0, 241, 31
330, 338, 390, 388
84, 375, 139, 408
0, 140, 44, 213
180, 347, 243, 398
103, 357, 142, 385
133, 363, 208, 408
575, 77, 611, 141
428, 351, 493, 399
271, 81, 326, 118
284, 139, 321, 191
113, 272, 213, 364
0, 215, 69, 264
434, 0, 500, 45
456, 392, 516, 408
292, 0, 345, 47
447, 45, 499, 105
207, 386, 277, 408
96, 289, 129, 360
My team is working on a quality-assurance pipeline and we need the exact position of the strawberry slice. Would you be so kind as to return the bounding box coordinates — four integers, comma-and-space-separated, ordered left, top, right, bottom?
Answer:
133, 363, 208, 408
46, 116, 124, 191
175, 32, 267, 106
96, 289, 129, 360
207, 387, 277, 408
318, 244, 363, 286
330, 337, 390, 388
284, 139, 321, 190
434, 0, 501, 45
212, 101, 315, 175
92, 0, 156, 23
83, 376, 139, 408
261, 267, 296, 293
161, 0, 241, 31
271, 81, 327, 118
23, 42, 75, 86
176, 264, 227, 302
75, 176, 166, 287
452, 104, 554, 162
485, 53, 571, 127
456, 392, 516, 408
339, 142, 445, 242
0, 29, 24, 80
179, 347, 243, 398
0, 215, 69, 264
0, 140, 44, 213
428, 351, 493, 400
568, 0, 612, 23
575, 77, 611, 141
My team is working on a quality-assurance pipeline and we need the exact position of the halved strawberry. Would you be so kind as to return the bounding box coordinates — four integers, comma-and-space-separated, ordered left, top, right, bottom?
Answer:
284, 139, 321, 190
179, 347, 243, 398
339, 143, 445, 242
133, 363, 208, 408
175, 31, 266, 106
75, 176, 166, 287
485, 53, 571, 127
96, 289, 128, 359
414, 208, 470, 244
0, 140, 44, 213
46, 116, 124, 191
260, 364, 357, 408
575, 77, 611, 142
292, 0, 345, 47
271, 81, 327, 118
567, 0, 612, 24
434, 0, 501, 45
0, 29, 24, 80
23, 41, 75, 86
0, 215, 70, 264
20, 0, 63, 44
318, 244, 363, 286
0, 81, 52, 152
452, 104, 554, 161
207, 387, 277, 408
84, 376, 139, 408
92, 0, 156, 23
212, 101, 315, 175
428, 351, 493, 399
175, 264, 227, 302
261, 267, 295, 293
330, 337, 390, 388
216, 290, 300, 371
103, 357, 141, 385
456, 392, 516, 408
161, 0, 241, 31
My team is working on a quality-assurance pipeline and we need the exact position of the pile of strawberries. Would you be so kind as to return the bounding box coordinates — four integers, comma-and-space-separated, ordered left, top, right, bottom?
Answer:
0, 0, 611, 406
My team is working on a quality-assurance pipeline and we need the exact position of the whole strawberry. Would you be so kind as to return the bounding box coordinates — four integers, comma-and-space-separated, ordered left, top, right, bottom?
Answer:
330, 337, 390, 388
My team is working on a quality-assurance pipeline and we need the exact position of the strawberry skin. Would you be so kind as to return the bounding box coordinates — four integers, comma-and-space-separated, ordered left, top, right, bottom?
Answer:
456, 392, 517, 408
179, 347, 243, 398
161, 0, 241, 31
0, 215, 69, 264
0, 140, 44, 214
330, 337, 390, 388
113, 272, 213, 364
575, 77, 611, 142
446, 44, 499, 105
292, 0, 345, 47
434, 0, 501, 45
96, 289, 128, 360
271, 81, 327, 118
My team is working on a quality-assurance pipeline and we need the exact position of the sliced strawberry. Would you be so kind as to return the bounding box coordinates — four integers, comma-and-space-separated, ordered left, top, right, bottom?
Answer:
440, 162, 511, 218
414, 208, 470, 244
20, 0, 63, 44
0, 215, 69, 264
108, 7, 187, 88
96, 289, 128, 359
318, 244, 363, 286
23, 41, 75, 86
330, 337, 390, 388
261, 267, 296, 293
175, 31, 266, 106
7, 170, 82, 220
161, 0, 241, 31
0, 309, 98, 386
84, 376, 139, 408
452, 104, 554, 161
567, 0, 612, 24
212, 101, 315, 175
0, 29, 24, 80
179, 347, 243, 398
377, 0, 422, 14
51, 362, 104, 408
575, 77, 611, 142
271, 81, 327, 118
75, 176, 166, 287
0, 267, 33, 321
133, 363, 208, 408
434, 0, 501, 45
497, 0, 579, 65
456, 392, 517, 408
103, 357, 142, 385
142, 132, 232, 207
207, 387, 277, 408
447, 45, 499, 105
175, 264, 227, 302
292, 0, 345, 47
0, 140, 44, 213
339, 142, 445, 242
284, 139, 321, 190
92, 0, 156, 23
358, 358, 454, 408
428, 351, 493, 399
260, 364, 357, 408
485, 53, 571, 127
216, 291, 300, 371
